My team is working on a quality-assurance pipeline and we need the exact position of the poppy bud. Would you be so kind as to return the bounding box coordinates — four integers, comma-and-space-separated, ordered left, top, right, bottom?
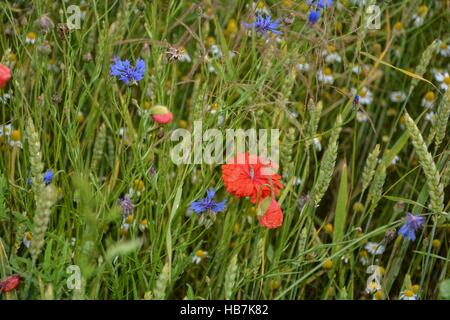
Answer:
150, 105, 173, 124
0, 275, 21, 293
0, 64, 12, 88
258, 198, 283, 229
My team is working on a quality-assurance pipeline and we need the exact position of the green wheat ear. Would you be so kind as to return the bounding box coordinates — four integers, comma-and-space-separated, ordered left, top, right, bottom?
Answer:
305, 99, 323, 150
91, 123, 107, 173
153, 262, 171, 300
30, 184, 58, 264
409, 39, 437, 94
361, 144, 381, 193
441, 157, 450, 188
311, 114, 342, 207
224, 254, 239, 299
367, 163, 386, 213
432, 90, 450, 148
25, 118, 45, 198
404, 112, 445, 218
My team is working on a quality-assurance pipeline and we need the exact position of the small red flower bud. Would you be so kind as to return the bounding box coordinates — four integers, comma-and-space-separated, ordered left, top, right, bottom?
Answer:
0, 64, 12, 88
259, 198, 283, 229
0, 275, 21, 293
152, 112, 173, 124
149, 105, 173, 124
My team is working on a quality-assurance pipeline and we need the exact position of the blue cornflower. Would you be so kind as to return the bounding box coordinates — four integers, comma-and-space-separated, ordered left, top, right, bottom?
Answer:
243, 14, 281, 35
110, 57, 146, 85
190, 188, 227, 214
307, 0, 333, 9
43, 169, 53, 185
308, 10, 321, 25
398, 212, 425, 241
28, 169, 54, 186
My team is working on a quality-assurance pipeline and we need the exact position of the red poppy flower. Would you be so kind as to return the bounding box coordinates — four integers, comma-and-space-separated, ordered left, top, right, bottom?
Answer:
0, 275, 21, 293
0, 64, 11, 89
259, 198, 283, 229
221, 153, 283, 203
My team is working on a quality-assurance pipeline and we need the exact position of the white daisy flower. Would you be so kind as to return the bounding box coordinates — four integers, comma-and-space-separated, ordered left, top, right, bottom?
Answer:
365, 242, 385, 255
390, 91, 407, 103
434, 71, 450, 91
25, 32, 37, 44
325, 52, 342, 64
0, 93, 11, 102
129, 182, 145, 198
412, 14, 424, 27
296, 57, 310, 73
138, 219, 148, 232
23, 232, 32, 248
9, 140, 23, 148
351, 64, 369, 75
251, 1, 271, 15
400, 290, 418, 300
8, 129, 22, 148
0, 124, 12, 137
356, 111, 368, 122
359, 251, 369, 266
317, 68, 334, 85
421, 91, 435, 109
210, 45, 223, 59
437, 40, 450, 57
121, 223, 130, 232
351, 87, 373, 105
412, 5, 428, 27
322, 45, 342, 64
121, 214, 134, 233
192, 249, 208, 264
365, 265, 384, 294
425, 111, 435, 123
411, 5, 428, 28
366, 279, 382, 294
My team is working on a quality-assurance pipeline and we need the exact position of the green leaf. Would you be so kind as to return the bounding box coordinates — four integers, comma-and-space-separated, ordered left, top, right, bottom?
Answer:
381, 132, 409, 167
333, 162, 347, 254
105, 239, 143, 262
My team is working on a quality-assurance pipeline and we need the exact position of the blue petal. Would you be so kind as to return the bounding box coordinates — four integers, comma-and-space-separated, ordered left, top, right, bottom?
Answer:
399, 224, 416, 241
135, 58, 146, 73
212, 199, 227, 213
43, 169, 53, 185
308, 10, 321, 24
190, 201, 205, 214
206, 188, 216, 199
